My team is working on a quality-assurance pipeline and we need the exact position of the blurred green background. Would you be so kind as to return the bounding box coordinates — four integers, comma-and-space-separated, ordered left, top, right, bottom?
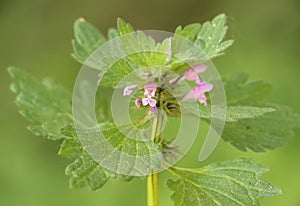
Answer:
1, 0, 300, 205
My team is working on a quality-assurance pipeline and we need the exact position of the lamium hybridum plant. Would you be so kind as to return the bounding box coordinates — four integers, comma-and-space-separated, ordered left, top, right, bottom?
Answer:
8, 14, 300, 206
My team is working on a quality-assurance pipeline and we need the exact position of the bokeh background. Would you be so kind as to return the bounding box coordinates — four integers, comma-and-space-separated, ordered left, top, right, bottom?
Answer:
1, 0, 300, 205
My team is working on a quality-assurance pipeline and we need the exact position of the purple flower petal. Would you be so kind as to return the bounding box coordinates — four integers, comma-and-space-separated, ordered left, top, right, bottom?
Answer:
183, 68, 200, 81
146, 73, 152, 79
135, 99, 142, 105
142, 96, 157, 107
142, 98, 149, 106
123, 84, 137, 96
182, 64, 207, 81
148, 98, 157, 107
192, 64, 207, 73
150, 107, 157, 113
182, 81, 212, 105
144, 82, 157, 96
196, 81, 213, 92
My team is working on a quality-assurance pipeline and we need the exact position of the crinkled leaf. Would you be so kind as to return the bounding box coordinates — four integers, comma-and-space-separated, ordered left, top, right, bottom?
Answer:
119, 31, 167, 67
175, 23, 201, 42
8, 67, 134, 190
8, 67, 72, 140
167, 158, 281, 206
59, 123, 135, 190
117, 18, 135, 35
101, 31, 170, 87
75, 121, 163, 176
195, 14, 233, 58
65, 153, 111, 190
222, 105, 300, 152
221, 73, 300, 152
223, 73, 272, 105
72, 18, 106, 63
186, 105, 275, 122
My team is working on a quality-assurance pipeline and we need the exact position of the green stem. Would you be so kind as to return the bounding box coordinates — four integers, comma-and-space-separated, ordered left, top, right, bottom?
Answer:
147, 109, 163, 206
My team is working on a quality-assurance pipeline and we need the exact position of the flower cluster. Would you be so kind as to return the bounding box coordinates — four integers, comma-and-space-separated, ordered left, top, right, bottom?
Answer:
123, 64, 213, 114
178, 64, 213, 106
123, 81, 158, 113
123, 38, 212, 113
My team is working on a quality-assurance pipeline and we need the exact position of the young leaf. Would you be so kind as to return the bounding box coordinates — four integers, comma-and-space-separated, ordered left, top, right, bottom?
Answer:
195, 14, 233, 58
72, 18, 106, 63
167, 158, 281, 206
174, 23, 201, 42
107, 28, 119, 39
117, 18, 135, 35
8, 67, 72, 140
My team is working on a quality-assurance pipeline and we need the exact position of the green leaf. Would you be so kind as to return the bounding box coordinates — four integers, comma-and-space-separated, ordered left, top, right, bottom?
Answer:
167, 158, 281, 206
72, 18, 106, 63
8, 67, 134, 190
187, 105, 275, 122
195, 14, 233, 58
174, 23, 201, 42
222, 105, 300, 152
220, 73, 300, 152
100, 31, 169, 87
108, 28, 118, 39
223, 73, 272, 105
117, 18, 135, 35
8, 67, 72, 140
59, 123, 137, 190
65, 153, 111, 190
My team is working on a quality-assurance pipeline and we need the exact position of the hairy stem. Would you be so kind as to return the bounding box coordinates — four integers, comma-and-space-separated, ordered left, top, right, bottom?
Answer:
147, 109, 162, 206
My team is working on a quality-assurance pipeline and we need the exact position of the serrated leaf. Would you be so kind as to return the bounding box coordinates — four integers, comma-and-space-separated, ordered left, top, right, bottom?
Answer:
195, 14, 233, 58
65, 153, 111, 190
107, 28, 118, 39
186, 105, 275, 122
119, 31, 167, 67
72, 18, 106, 63
223, 73, 272, 105
222, 105, 300, 152
174, 23, 201, 42
117, 18, 135, 35
75, 122, 163, 176
59, 123, 137, 190
8, 67, 72, 140
100, 31, 169, 87
8, 67, 134, 190
167, 158, 281, 206
220, 73, 300, 152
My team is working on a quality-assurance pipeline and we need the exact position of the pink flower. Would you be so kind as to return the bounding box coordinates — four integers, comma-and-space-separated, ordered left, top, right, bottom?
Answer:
123, 84, 137, 96
182, 64, 207, 82
146, 73, 152, 79
150, 107, 157, 113
142, 82, 157, 108
169, 64, 207, 84
144, 82, 157, 97
135, 99, 142, 105
142, 96, 157, 107
182, 81, 213, 106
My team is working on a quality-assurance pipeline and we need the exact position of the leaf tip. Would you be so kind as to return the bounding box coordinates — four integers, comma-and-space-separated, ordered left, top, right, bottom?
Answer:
78, 17, 86, 22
